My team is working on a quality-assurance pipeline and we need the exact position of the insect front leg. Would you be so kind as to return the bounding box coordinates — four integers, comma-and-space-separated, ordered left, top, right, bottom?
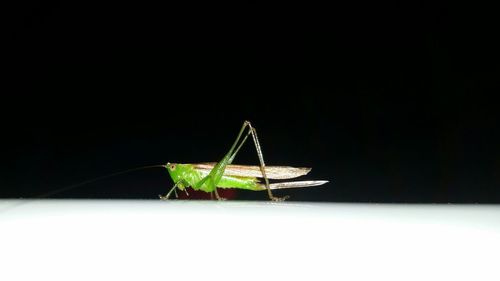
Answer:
159, 183, 179, 200
159, 180, 188, 200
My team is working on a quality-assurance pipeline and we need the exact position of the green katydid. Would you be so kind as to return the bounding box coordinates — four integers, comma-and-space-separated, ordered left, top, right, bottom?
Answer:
35, 121, 327, 201
159, 121, 328, 201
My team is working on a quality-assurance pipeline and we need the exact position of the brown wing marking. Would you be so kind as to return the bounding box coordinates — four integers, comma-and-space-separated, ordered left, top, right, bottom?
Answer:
191, 163, 311, 179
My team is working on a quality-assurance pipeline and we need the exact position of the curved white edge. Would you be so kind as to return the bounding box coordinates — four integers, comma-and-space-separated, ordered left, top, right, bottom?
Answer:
1, 200, 500, 281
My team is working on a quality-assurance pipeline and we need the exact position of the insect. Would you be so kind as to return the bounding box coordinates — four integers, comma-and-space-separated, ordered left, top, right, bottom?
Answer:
159, 121, 328, 201
34, 121, 327, 201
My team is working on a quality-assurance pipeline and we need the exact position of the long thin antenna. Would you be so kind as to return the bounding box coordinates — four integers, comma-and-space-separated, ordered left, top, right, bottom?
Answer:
34, 164, 167, 199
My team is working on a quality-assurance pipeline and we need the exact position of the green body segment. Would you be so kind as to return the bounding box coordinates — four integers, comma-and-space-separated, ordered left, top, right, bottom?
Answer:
166, 164, 261, 192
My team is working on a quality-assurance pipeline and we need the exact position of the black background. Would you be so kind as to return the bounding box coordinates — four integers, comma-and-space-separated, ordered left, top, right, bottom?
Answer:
4, 1, 499, 202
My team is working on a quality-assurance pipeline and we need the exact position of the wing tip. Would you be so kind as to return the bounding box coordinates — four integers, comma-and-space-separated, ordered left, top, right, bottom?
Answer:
266, 179, 330, 190
315, 180, 329, 185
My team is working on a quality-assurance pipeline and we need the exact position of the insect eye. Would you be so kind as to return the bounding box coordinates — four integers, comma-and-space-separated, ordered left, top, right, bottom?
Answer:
170, 164, 176, 170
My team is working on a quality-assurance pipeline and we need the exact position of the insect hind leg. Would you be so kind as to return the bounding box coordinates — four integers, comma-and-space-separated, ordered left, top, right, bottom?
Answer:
242, 121, 289, 201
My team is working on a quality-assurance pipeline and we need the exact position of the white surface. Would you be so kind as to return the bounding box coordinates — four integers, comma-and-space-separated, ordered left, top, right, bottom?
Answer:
1, 200, 499, 281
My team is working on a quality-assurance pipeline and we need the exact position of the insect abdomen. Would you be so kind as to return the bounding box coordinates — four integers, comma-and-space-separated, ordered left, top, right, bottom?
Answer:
217, 176, 260, 190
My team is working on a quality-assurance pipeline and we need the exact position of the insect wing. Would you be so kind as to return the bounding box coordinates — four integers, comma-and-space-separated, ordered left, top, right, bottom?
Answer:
267, 180, 329, 190
192, 163, 311, 179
